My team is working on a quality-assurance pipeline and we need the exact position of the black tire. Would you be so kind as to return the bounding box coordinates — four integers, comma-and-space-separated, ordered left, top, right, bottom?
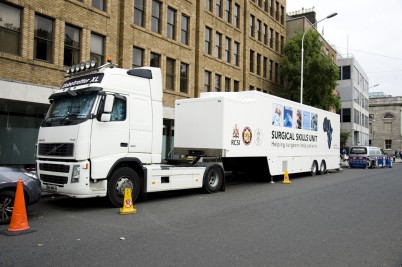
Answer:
107, 167, 140, 208
203, 165, 224, 193
0, 191, 15, 225
319, 160, 327, 175
310, 161, 318, 176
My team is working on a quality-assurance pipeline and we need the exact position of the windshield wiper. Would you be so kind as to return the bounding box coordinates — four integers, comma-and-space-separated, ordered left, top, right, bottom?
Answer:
60, 113, 79, 125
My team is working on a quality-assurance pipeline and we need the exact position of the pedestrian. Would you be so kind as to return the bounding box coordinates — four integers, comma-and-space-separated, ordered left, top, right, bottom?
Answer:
394, 149, 398, 162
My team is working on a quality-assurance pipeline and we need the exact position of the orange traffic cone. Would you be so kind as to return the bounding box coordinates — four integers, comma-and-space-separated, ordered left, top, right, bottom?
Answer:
0, 179, 37, 236
283, 170, 291, 184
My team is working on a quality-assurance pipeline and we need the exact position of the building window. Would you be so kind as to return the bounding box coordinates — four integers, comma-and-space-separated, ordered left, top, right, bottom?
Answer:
256, 54, 261, 76
0, 3, 21, 55
275, 31, 279, 52
204, 71, 211, 92
215, 32, 222, 59
250, 15, 255, 38
249, 50, 254, 73
64, 25, 81, 67
385, 140, 392, 150
269, 28, 273, 48
92, 0, 106, 11
263, 24, 268, 45
263, 57, 267, 78
234, 4, 240, 28
257, 19, 261, 41
134, 0, 145, 27
181, 15, 189, 45
225, 0, 232, 23
166, 58, 175, 91
225, 77, 231, 92
263, 0, 268, 12
34, 15, 54, 62
342, 65, 351, 80
150, 52, 161, 67
234, 80, 239, 92
275, 1, 279, 20
280, 5, 284, 24
383, 112, 394, 119
216, 0, 223, 17
215, 74, 222, 92
132, 47, 144, 68
152, 0, 162, 34
270, 0, 274, 16
341, 108, 351, 122
167, 7, 176, 40
225, 37, 231, 63
274, 62, 279, 83
90, 33, 104, 64
269, 60, 273, 80
280, 36, 284, 54
206, 0, 213, 12
205, 27, 212, 54
233, 41, 239, 66
180, 63, 189, 93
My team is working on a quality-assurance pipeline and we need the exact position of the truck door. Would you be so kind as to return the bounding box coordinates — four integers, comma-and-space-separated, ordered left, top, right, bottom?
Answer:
90, 95, 129, 172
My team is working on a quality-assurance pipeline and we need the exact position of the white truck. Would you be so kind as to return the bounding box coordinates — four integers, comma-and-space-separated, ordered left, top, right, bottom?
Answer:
36, 60, 340, 207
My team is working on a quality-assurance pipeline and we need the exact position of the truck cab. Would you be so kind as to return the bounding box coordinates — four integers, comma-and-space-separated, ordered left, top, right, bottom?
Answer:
36, 61, 224, 207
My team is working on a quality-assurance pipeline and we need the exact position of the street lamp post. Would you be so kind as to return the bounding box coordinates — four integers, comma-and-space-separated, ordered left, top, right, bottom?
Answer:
300, 12, 337, 104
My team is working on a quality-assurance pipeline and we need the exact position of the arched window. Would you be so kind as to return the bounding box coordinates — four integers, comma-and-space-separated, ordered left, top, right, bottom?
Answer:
383, 112, 394, 119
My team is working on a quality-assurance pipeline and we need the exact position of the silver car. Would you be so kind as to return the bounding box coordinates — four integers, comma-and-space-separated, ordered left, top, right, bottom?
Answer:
0, 167, 41, 224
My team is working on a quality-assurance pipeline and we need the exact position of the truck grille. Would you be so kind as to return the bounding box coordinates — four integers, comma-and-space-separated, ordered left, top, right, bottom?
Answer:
38, 143, 74, 157
39, 163, 70, 173
41, 174, 68, 184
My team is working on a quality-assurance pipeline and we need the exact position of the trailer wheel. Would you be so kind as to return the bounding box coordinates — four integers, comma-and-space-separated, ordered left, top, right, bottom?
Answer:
319, 160, 327, 175
203, 165, 223, 193
310, 161, 318, 176
107, 167, 140, 208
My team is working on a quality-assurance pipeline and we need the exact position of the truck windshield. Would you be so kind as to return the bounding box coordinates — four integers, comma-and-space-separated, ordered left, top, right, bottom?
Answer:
41, 91, 98, 127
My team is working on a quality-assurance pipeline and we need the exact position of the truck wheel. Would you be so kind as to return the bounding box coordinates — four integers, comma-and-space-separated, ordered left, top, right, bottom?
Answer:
319, 160, 327, 175
107, 167, 140, 208
0, 191, 15, 225
203, 165, 223, 193
310, 161, 318, 176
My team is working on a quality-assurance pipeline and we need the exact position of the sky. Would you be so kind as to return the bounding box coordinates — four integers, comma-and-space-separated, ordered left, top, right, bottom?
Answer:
286, 0, 402, 97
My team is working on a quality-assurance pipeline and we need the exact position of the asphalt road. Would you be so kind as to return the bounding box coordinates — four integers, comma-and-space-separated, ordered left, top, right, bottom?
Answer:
1, 164, 402, 267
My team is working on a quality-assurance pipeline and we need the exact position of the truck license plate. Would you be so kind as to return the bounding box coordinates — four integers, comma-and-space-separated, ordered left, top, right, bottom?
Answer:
45, 184, 58, 192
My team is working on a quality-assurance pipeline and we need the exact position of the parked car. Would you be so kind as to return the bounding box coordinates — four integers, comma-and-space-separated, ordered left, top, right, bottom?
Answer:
0, 167, 41, 224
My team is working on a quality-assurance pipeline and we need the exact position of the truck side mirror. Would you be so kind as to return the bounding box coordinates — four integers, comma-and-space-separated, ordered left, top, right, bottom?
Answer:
104, 95, 115, 113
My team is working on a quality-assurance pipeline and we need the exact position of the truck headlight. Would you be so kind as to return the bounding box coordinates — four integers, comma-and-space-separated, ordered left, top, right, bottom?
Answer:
71, 165, 80, 183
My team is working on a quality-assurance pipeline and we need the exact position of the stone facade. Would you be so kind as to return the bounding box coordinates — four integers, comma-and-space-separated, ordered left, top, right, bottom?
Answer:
369, 96, 402, 154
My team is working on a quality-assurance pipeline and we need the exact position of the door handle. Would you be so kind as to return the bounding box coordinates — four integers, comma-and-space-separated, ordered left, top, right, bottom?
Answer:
120, 143, 128, 147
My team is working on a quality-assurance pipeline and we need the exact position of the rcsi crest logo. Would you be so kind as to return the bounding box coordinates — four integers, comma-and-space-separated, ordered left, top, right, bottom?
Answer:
231, 124, 240, 146
242, 127, 252, 146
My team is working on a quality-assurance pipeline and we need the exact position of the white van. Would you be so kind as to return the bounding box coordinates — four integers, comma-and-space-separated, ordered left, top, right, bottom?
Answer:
348, 146, 387, 168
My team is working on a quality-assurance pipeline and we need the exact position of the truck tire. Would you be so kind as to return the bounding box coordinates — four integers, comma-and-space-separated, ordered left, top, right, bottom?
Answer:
203, 165, 224, 193
0, 190, 15, 225
107, 167, 140, 208
310, 161, 318, 176
319, 160, 327, 175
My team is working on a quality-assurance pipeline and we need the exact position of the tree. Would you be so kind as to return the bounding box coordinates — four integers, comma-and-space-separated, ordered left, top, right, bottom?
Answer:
340, 131, 351, 149
279, 31, 340, 111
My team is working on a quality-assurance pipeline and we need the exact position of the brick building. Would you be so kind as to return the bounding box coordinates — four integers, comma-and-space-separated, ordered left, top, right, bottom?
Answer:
0, 0, 286, 166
